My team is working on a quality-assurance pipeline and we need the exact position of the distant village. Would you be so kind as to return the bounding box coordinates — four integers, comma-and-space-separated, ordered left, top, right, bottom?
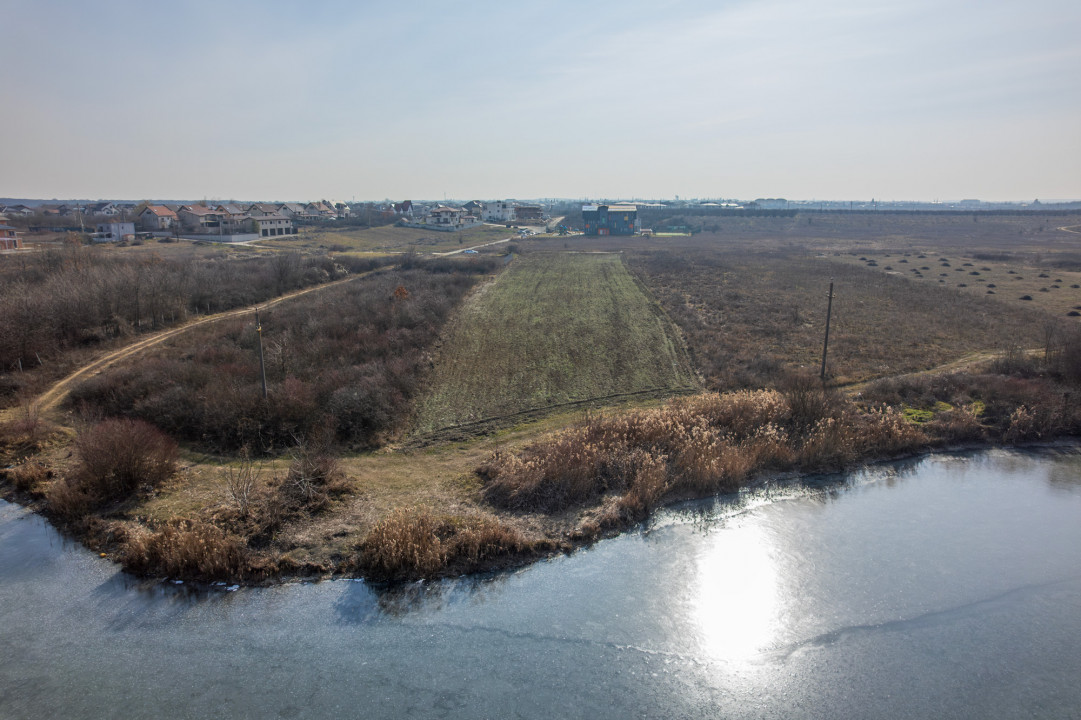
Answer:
0, 198, 553, 247
3, 194, 1074, 251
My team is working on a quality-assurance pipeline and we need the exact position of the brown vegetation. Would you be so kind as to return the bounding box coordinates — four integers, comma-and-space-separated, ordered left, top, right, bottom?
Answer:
354, 508, 550, 582
478, 382, 924, 518
45, 418, 178, 521
0, 240, 389, 406
121, 519, 249, 581
67, 258, 500, 452
478, 357, 1081, 544
8, 213, 1081, 586
628, 247, 1046, 388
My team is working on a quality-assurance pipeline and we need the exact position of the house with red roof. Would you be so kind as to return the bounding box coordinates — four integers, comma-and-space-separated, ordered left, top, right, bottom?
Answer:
138, 205, 177, 230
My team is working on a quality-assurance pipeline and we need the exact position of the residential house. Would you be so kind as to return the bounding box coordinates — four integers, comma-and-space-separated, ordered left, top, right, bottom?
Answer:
582, 204, 639, 236
279, 203, 306, 218
91, 221, 135, 243
515, 204, 544, 221
252, 215, 294, 237
462, 200, 484, 217
216, 204, 252, 234
86, 202, 119, 216
426, 206, 467, 227
483, 200, 517, 223
2, 204, 34, 217
303, 201, 337, 219
246, 203, 283, 217
333, 202, 351, 218
0, 224, 22, 251
138, 205, 177, 230
392, 200, 414, 216
177, 205, 223, 233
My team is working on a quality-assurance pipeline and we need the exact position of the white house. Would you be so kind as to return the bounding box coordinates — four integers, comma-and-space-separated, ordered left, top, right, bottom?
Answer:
91, 222, 135, 242
426, 206, 467, 226
483, 200, 517, 223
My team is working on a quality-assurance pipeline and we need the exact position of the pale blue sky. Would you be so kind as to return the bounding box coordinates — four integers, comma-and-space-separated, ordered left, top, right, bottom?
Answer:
2, 0, 1078, 202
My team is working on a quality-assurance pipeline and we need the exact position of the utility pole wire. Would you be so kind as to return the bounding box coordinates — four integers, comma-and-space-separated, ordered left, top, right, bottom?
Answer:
256, 309, 268, 400
820, 280, 834, 381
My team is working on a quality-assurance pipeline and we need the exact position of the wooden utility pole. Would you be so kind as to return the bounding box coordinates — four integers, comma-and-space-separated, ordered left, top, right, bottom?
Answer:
820, 280, 834, 380
256, 309, 268, 400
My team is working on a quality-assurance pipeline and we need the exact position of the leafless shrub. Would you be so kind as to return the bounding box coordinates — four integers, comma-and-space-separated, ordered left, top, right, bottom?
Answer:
0, 401, 54, 455
66, 266, 488, 453
72, 418, 178, 501
780, 371, 842, 430
276, 438, 347, 512
1004, 405, 1051, 443
45, 478, 96, 521
925, 408, 985, 443
7, 460, 51, 494
225, 449, 260, 518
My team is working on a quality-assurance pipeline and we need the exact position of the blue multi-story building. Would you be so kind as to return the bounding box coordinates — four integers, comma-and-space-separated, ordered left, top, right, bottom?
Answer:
582, 204, 640, 236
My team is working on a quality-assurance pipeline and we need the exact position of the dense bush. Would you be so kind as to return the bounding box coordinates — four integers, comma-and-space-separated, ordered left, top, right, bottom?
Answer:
46, 418, 177, 520
478, 389, 928, 516
0, 242, 392, 403
73, 418, 178, 498
68, 260, 498, 452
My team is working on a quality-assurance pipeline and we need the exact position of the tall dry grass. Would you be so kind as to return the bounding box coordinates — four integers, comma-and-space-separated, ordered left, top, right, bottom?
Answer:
121, 519, 248, 581
356, 508, 539, 582
479, 388, 930, 519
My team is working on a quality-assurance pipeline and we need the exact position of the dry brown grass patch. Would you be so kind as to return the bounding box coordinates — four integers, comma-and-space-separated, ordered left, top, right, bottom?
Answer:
121, 519, 249, 581
356, 508, 537, 582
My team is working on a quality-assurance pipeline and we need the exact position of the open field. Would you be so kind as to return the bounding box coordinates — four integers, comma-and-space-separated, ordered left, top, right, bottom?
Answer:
833, 249, 1081, 319
262, 224, 515, 254
412, 252, 698, 435
628, 245, 1049, 388
547, 211, 1081, 256
6, 211, 1081, 584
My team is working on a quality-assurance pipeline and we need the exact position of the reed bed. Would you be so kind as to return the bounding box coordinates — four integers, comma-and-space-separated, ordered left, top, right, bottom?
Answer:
356, 508, 551, 582
479, 387, 929, 520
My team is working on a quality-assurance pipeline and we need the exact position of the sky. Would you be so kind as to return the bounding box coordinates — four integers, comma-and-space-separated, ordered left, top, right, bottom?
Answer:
2, 0, 1079, 203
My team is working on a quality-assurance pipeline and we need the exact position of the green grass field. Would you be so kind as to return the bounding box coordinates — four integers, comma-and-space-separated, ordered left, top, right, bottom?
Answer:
413, 252, 698, 435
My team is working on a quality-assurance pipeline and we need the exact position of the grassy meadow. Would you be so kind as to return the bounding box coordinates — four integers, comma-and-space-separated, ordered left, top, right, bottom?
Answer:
413, 252, 698, 435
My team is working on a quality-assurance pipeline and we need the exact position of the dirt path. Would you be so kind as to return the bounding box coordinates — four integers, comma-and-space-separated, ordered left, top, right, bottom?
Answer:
433, 237, 511, 256
21, 273, 371, 420
837, 348, 1038, 396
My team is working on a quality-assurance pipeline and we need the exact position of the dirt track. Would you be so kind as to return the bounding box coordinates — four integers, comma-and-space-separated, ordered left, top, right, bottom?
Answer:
838, 348, 1037, 396
20, 272, 369, 420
